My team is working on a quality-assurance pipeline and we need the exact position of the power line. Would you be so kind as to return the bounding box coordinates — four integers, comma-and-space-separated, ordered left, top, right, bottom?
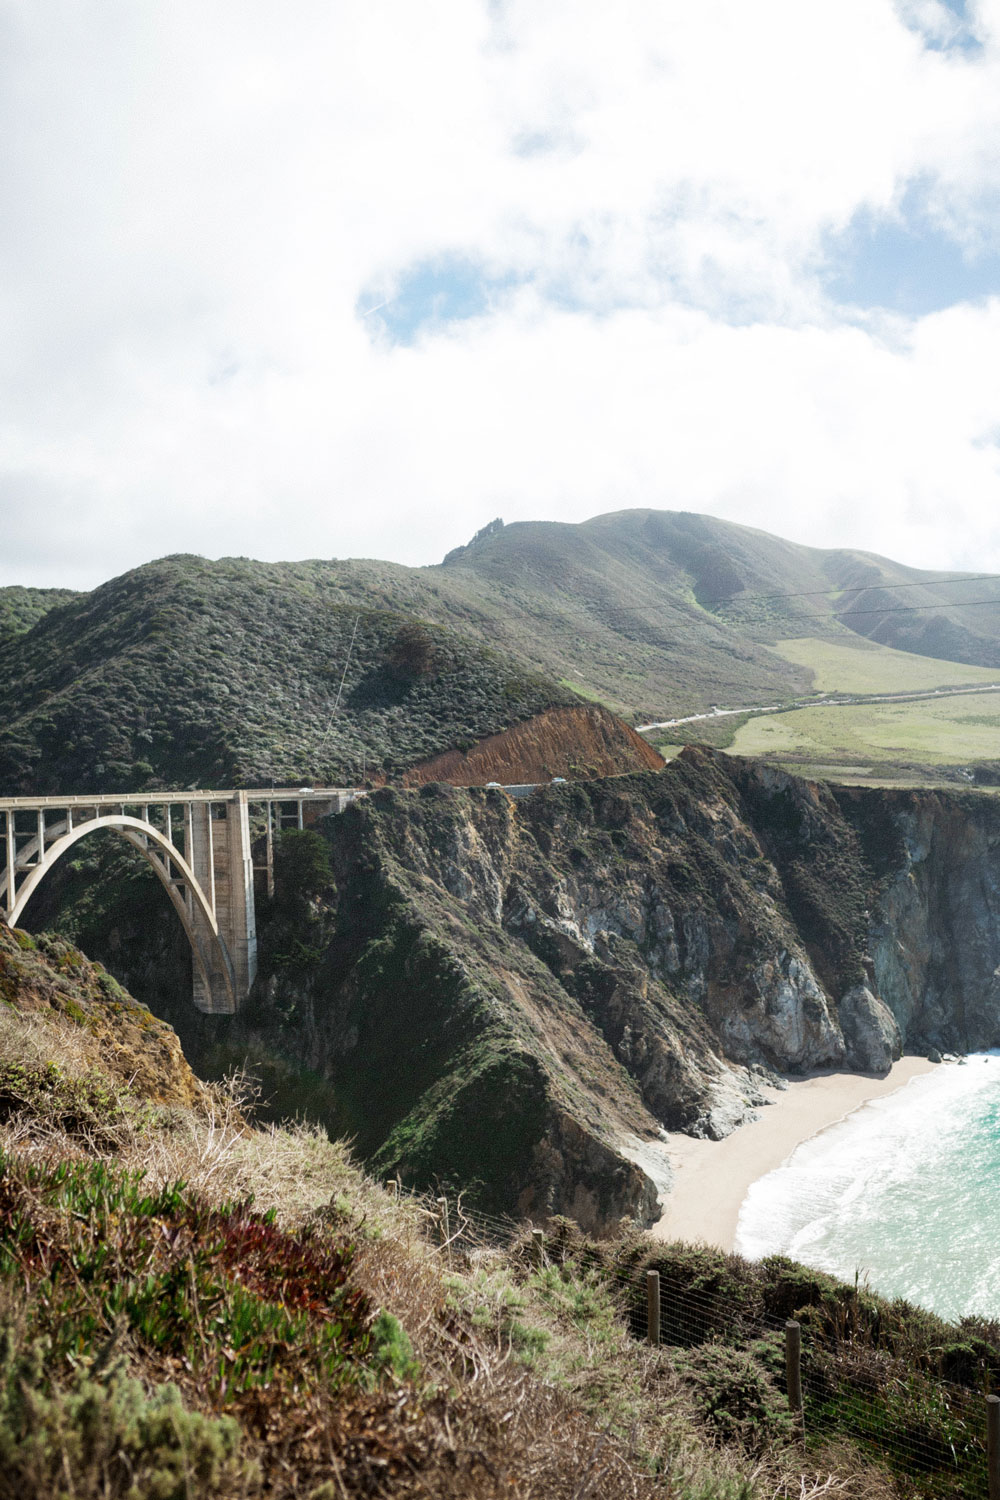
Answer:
467, 578, 1000, 623
316, 612, 360, 752
831, 597, 1000, 618
701, 573, 1000, 607
449, 589, 1000, 630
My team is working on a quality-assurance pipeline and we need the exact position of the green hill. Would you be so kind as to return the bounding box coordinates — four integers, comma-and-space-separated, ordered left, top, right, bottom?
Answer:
427, 510, 1000, 710
294, 510, 1000, 720
0, 555, 574, 794
0, 584, 78, 641
5, 511, 1000, 795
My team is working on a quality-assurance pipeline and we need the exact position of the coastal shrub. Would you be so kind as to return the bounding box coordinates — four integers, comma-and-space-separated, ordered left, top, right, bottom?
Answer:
0, 1346, 252, 1500
272, 830, 334, 911
620, 1244, 763, 1348
675, 1343, 796, 1454
368, 1310, 420, 1384
806, 1347, 985, 1492
757, 1255, 838, 1323
259, 830, 336, 976
388, 621, 437, 679
0, 1060, 153, 1147
0, 1152, 371, 1402
674, 1479, 755, 1500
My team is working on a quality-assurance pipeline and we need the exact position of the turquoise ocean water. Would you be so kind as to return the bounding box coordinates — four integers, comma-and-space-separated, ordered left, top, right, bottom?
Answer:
734, 1055, 1000, 1323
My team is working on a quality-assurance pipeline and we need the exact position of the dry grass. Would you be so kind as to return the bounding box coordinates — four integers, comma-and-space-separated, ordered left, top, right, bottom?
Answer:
0, 1005, 99, 1078
0, 1005, 910, 1500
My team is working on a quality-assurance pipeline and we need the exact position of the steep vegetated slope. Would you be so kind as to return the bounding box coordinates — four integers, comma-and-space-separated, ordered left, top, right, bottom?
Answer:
0, 556, 577, 793
8, 913, 986, 1500
0, 921, 206, 1110
0, 584, 78, 640
0, 923, 662, 1499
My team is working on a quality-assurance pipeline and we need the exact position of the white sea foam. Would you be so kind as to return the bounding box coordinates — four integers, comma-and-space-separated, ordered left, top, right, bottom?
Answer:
734, 1055, 1000, 1321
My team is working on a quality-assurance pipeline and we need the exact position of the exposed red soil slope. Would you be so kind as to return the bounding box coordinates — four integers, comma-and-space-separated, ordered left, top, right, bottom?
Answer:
402, 704, 663, 787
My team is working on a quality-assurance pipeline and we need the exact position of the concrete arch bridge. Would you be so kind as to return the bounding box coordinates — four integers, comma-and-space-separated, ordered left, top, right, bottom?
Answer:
0, 789, 363, 1014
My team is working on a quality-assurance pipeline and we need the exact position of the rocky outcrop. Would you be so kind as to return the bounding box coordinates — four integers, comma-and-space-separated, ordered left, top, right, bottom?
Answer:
228, 750, 925, 1228
837, 986, 901, 1073
37, 747, 1000, 1235
0, 919, 209, 1110
401, 704, 663, 787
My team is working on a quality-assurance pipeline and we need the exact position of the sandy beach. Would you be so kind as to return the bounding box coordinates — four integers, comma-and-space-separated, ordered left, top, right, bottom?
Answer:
649, 1056, 937, 1252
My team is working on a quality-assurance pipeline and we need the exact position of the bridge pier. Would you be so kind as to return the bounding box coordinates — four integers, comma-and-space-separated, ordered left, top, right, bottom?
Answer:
0, 787, 363, 1014
187, 795, 257, 1015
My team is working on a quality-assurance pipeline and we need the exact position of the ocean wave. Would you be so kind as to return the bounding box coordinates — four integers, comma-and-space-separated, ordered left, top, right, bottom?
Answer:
734, 1054, 1000, 1320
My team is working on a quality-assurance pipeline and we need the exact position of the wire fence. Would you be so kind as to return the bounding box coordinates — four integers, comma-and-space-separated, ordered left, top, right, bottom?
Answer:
599, 1252, 997, 1497
607, 1250, 995, 1497
386, 1181, 1000, 1497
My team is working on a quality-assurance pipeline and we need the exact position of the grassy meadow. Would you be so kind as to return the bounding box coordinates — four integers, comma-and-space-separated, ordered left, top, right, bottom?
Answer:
771, 634, 1000, 695
728, 689, 1000, 774
646, 635, 1000, 785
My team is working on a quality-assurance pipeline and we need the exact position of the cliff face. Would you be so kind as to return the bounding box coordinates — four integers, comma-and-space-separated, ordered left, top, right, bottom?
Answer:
222, 748, 998, 1231
27, 749, 1000, 1233
836, 784, 1000, 1053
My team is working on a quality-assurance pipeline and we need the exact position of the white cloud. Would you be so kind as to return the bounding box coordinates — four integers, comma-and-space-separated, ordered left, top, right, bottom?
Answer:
0, 0, 999, 587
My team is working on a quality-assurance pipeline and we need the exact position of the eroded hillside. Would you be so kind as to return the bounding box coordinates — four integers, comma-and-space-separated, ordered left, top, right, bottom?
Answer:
402, 704, 663, 786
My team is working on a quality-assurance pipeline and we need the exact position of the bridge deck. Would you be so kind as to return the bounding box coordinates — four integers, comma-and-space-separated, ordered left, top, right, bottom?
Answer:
0, 788, 362, 810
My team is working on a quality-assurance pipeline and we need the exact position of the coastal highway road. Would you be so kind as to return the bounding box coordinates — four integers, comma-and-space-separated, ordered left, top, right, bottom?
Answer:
636, 680, 1000, 735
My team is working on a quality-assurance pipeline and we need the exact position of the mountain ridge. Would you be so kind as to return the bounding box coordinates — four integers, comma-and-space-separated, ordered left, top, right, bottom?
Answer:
5, 508, 1000, 794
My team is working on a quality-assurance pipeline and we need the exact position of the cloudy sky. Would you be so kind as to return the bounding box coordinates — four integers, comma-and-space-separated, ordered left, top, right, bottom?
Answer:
2, 0, 1000, 589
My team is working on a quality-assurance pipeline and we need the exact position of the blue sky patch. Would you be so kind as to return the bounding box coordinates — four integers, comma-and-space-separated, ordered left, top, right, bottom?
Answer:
902, 0, 981, 53
358, 257, 522, 345
824, 203, 1000, 316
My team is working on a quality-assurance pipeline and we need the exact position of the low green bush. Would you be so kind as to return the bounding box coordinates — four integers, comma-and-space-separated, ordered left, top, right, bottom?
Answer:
0, 1336, 252, 1500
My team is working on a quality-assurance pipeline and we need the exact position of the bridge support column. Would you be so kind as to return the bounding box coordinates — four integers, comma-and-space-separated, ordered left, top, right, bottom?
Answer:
188, 794, 257, 1015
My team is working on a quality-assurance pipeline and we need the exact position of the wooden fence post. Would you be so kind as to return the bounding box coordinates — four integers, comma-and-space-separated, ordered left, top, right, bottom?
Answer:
785, 1320, 803, 1432
988, 1393, 1000, 1500
436, 1196, 449, 1249
646, 1270, 661, 1347
531, 1228, 545, 1267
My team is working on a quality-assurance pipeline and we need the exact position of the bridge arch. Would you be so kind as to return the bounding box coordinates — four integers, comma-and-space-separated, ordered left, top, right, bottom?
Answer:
8, 814, 237, 1011
3, 787, 366, 1013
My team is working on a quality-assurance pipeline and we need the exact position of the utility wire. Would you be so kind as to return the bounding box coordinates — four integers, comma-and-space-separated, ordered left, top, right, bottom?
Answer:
700, 573, 1000, 606
827, 597, 1000, 615
316, 613, 360, 752
436, 588, 1000, 630
746, 596, 1000, 618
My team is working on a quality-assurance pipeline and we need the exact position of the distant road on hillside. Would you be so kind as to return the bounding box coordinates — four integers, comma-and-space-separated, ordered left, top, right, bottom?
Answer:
637, 680, 1000, 734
